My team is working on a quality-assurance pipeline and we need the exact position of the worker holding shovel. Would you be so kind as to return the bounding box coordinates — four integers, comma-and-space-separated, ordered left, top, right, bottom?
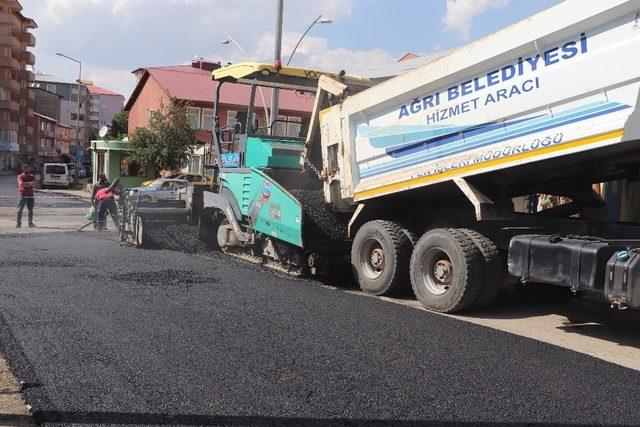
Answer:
94, 179, 120, 231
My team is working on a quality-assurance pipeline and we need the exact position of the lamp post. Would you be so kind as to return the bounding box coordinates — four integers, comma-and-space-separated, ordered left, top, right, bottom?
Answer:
286, 15, 332, 66
55, 52, 82, 184
221, 36, 271, 128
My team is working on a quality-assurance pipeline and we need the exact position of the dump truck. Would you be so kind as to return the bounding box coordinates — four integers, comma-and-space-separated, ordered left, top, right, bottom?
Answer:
198, 0, 640, 313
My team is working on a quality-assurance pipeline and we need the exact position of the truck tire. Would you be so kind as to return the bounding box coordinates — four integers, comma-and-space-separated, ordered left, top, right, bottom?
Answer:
410, 228, 484, 313
460, 229, 503, 307
351, 220, 413, 296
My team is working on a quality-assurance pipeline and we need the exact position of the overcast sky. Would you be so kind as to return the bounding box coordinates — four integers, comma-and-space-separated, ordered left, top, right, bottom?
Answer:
21, 0, 561, 101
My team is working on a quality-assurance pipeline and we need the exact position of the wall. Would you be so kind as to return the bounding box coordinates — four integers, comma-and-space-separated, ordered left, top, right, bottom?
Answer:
127, 76, 169, 135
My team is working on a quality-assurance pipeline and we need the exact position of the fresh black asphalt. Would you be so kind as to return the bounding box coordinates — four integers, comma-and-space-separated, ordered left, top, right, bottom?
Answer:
1, 230, 640, 425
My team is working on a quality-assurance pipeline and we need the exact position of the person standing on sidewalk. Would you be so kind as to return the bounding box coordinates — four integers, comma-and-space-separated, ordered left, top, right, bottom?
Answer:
16, 164, 36, 228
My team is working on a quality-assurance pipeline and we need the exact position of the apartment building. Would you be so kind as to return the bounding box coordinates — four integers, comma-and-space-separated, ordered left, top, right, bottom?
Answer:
34, 74, 90, 153
86, 84, 124, 132
32, 85, 72, 156
0, 0, 36, 172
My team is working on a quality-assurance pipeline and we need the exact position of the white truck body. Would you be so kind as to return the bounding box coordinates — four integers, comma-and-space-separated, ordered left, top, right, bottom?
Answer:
320, 0, 640, 204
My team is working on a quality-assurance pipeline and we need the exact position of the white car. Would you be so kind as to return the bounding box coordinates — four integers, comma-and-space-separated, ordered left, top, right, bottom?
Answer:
135, 178, 192, 202
41, 163, 73, 189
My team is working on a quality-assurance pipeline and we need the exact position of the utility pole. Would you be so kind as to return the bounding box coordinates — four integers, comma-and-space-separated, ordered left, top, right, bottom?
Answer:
270, 0, 283, 135
56, 52, 82, 185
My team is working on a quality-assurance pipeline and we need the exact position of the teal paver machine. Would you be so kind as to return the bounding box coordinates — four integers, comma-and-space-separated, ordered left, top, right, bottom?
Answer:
198, 62, 370, 274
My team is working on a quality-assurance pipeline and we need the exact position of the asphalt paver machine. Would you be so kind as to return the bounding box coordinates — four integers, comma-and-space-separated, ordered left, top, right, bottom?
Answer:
198, 62, 371, 274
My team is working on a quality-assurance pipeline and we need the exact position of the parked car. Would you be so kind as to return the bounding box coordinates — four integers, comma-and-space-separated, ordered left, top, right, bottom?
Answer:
134, 178, 192, 202
140, 173, 211, 187
173, 173, 212, 187
41, 163, 73, 189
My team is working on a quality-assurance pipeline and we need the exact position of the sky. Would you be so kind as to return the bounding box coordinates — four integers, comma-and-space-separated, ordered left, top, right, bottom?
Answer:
21, 0, 563, 101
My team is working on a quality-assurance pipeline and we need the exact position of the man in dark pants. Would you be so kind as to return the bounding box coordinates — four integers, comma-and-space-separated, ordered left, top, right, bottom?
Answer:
16, 164, 36, 228
94, 184, 119, 231
91, 174, 110, 229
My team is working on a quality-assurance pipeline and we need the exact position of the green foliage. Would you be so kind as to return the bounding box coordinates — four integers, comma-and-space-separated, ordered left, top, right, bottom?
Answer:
110, 110, 129, 139
127, 97, 197, 171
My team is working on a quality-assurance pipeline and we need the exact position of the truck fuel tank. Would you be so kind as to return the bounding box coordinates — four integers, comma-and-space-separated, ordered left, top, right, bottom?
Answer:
508, 235, 618, 291
605, 250, 640, 309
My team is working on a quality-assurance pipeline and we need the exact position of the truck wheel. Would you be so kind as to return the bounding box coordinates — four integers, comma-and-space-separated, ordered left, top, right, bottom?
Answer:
351, 220, 413, 296
410, 228, 484, 313
460, 229, 503, 308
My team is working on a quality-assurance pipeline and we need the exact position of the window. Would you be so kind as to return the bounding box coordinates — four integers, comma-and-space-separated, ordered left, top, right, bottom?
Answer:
190, 156, 201, 174
186, 106, 200, 129
273, 115, 302, 137
0, 87, 5, 101
287, 116, 302, 137
202, 108, 214, 132
46, 84, 56, 93
119, 159, 147, 178
227, 110, 238, 127
148, 109, 155, 124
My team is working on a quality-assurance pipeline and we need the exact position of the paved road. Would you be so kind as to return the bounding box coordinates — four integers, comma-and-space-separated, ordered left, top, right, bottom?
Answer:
0, 174, 88, 208
1, 230, 640, 426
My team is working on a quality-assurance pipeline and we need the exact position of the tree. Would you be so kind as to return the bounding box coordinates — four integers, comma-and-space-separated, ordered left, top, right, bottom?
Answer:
127, 97, 197, 171
110, 110, 129, 139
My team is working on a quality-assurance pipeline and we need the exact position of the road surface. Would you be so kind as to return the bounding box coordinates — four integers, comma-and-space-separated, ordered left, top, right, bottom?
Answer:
1, 229, 640, 425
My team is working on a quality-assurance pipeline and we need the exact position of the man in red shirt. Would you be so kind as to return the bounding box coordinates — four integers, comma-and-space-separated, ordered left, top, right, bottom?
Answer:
16, 164, 36, 228
95, 184, 119, 231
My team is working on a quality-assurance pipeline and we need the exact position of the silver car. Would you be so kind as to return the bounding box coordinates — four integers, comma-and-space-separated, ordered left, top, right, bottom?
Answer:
135, 178, 192, 202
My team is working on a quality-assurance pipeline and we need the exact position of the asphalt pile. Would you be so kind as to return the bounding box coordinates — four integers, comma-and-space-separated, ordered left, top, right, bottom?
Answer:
142, 221, 211, 255
289, 189, 348, 244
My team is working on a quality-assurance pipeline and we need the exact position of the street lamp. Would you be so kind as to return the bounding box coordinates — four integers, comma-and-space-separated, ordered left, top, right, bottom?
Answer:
286, 15, 333, 66
56, 52, 82, 185
221, 36, 271, 128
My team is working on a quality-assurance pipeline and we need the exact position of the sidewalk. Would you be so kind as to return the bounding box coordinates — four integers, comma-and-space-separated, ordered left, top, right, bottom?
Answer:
0, 357, 34, 426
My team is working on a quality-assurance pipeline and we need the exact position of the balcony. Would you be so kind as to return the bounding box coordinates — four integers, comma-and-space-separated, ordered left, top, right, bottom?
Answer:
0, 33, 19, 49
20, 69, 34, 82
0, 122, 18, 132
19, 50, 34, 65
0, 56, 19, 70
0, 99, 19, 111
0, 13, 20, 30
14, 31, 35, 47
0, 77, 20, 92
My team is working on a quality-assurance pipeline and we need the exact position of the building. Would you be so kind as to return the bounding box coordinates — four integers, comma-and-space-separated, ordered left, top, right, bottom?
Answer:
34, 74, 90, 153
34, 112, 56, 157
32, 85, 72, 156
124, 59, 314, 174
86, 83, 124, 132
90, 140, 158, 188
0, 0, 36, 172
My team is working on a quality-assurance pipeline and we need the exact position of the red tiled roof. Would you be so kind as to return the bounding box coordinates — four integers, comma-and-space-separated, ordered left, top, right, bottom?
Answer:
86, 84, 123, 97
127, 65, 314, 113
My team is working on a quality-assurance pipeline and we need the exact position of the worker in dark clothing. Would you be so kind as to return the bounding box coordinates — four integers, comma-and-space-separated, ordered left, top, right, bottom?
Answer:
91, 174, 110, 229
94, 181, 119, 231
92, 174, 110, 203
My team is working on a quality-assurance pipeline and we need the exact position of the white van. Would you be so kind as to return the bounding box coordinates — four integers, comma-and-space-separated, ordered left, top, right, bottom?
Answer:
41, 163, 73, 189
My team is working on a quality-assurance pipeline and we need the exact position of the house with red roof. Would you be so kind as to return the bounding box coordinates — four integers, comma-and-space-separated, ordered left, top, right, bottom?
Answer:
124, 59, 315, 146
85, 83, 125, 133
